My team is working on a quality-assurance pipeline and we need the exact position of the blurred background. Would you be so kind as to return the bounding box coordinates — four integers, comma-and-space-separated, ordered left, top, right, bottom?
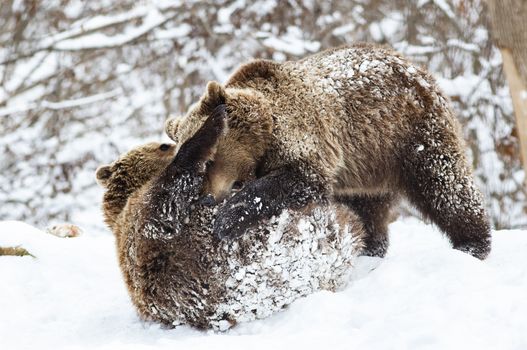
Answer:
0, 0, 525, 232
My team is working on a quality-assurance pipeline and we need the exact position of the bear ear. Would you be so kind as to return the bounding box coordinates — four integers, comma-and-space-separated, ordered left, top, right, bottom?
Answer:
202, 81, 226, 112
95, 165, 113, 187
165, 115, 183, 142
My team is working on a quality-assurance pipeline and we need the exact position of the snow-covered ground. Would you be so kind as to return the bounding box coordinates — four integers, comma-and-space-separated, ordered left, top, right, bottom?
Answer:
1, 218, 526, 350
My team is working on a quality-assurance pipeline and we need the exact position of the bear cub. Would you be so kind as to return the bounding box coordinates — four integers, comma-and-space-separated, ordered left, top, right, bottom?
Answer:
166, 43, 491, 260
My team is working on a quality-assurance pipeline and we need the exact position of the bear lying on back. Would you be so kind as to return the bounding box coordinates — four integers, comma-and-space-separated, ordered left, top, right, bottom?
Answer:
166, 43, 491, 259
96, 109, 365, 329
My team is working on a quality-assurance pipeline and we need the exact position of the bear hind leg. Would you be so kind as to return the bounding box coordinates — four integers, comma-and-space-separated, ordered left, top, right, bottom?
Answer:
401, 140, 491, 259
336, 192, 399, 258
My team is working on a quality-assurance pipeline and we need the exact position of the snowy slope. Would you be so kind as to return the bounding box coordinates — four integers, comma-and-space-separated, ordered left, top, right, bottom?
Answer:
1, 218, 526, 350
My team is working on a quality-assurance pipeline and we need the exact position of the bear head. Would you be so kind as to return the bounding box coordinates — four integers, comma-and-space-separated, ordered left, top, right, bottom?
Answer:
166, 81, 274, 203
95, 142, 177, 228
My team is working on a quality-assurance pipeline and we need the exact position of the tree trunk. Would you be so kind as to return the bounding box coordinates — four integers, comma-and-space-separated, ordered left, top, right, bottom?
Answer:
500, 48, 527, 180
487, 0, 527, 185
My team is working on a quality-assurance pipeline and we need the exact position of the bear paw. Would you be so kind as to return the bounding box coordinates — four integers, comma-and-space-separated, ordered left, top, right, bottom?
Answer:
213, 202, 256, 240
360, 236, 389, 258
453, 237, 491, 260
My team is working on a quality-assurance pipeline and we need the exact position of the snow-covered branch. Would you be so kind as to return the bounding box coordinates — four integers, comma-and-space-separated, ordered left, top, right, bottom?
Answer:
53, 9, 172, 51
0, 89, 122, 117
1, 4, 181, 64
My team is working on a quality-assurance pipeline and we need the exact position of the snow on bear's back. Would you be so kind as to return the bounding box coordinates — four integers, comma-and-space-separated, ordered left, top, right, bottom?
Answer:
128, 181, 365, 331
211, 203, 364, 330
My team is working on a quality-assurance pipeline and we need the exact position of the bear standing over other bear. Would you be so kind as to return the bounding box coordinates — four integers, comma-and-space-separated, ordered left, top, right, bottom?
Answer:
95, 109, 365, 329
166, 43, 491, 259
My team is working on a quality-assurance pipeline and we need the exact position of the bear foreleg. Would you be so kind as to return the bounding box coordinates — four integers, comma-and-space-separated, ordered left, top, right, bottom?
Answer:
213, 167, 328, 240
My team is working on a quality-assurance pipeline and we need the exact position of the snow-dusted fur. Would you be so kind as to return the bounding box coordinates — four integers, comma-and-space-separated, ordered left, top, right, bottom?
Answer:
97, 111, 365, 330
136, 193, 364, 330
166, 43, 491, 259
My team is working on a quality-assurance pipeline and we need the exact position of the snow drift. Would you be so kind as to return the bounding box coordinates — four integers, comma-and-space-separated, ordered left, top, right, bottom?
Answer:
1, 219, 526, 349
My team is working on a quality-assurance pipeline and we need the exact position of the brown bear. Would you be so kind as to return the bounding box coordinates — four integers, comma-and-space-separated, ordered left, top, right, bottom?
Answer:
166, 43, 491, 259
96, 108, 365, 330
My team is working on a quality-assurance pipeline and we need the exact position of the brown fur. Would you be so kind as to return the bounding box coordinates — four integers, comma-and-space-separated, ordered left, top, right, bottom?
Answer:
96, 142, 177, 232
95, 142, 177, 298
166, 43, 491, 259
96, 110, 365, 329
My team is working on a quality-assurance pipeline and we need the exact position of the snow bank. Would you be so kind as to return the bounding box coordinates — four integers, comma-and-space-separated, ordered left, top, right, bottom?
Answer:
1, 219, 526, 349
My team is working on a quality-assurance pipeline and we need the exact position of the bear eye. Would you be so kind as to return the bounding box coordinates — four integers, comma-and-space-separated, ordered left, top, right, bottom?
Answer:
205, 160, 214, 169
159, 144, 171, 151
232, 181, 244, 190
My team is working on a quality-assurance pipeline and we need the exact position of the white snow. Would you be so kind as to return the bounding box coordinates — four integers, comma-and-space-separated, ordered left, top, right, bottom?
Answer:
332, 23, 356, 37
155, 24, 192, 40
446, 38, 480, 53
368, 12, 402, 41
55, 8, 166, 50
0, 88, 122, 117
262, 27, 321, 56
1, 218, 526, 349
436, 74, 488, 102
394, 41, 440, 56
39, 5, 153, 49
